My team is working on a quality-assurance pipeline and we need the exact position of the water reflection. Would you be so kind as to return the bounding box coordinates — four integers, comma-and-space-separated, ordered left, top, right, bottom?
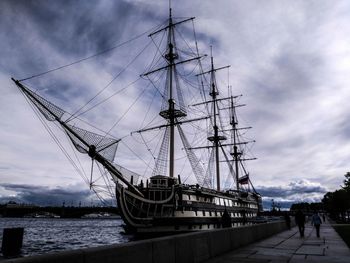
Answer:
0, 218, 131, 257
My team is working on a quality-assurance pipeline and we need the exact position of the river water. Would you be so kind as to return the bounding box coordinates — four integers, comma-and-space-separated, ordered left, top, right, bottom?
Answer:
0, 218, 132, 257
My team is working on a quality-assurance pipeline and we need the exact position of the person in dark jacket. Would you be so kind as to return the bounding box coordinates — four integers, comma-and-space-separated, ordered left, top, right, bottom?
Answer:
312, 211, 322, 238
284, 212, 291, 230
295, 209, 305, 237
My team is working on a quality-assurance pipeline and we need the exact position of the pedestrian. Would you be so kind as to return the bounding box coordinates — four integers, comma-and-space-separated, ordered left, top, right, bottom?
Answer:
284, 212, 291, 230
322, 213, 326, 222
312, 211, 322, 238
295, 209, 305, 237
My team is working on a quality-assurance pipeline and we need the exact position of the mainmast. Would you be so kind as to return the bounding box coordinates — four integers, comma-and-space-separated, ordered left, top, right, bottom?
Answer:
206, 53, 228, 191
166, 8, 176, 178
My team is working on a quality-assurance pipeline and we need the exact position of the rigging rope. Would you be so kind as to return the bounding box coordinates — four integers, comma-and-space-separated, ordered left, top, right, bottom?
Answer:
19, 24, 163, 82
19, 84, 120, 204
69, 77, 142, 122
102, 87, 147, 141
120, 140, 151, 174
19, 89, 90, 186
67, 39, 154, 122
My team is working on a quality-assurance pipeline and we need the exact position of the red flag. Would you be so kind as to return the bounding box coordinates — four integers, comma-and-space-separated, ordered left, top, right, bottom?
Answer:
238, 175, 249, 184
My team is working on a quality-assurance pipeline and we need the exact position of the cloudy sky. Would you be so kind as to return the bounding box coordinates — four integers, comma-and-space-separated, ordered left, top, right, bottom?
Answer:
1, 0, 350, 209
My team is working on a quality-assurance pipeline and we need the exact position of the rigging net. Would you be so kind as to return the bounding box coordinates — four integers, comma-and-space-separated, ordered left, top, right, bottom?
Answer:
65, 124, 119, 163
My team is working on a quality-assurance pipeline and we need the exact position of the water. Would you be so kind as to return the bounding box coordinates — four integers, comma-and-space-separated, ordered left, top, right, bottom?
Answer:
0, 218, 132, 257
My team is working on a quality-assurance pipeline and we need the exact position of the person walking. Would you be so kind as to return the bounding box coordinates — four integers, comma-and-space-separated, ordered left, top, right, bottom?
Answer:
312, 211, 322, 238
284, 212, 291, 230
295, 209, 305, 237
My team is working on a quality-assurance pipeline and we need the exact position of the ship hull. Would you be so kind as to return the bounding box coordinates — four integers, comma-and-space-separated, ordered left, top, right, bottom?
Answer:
116, 181, 262, 234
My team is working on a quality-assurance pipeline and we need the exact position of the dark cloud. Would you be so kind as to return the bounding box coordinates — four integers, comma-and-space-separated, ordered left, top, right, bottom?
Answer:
1, 1, 136, 54
0, 0, 154, 78
0, 183, 96, 206
256, 179, 328, 209
257, 179, 328, 210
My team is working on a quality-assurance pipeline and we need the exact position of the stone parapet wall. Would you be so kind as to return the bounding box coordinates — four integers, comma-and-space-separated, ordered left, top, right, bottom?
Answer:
5, 221, 291, 263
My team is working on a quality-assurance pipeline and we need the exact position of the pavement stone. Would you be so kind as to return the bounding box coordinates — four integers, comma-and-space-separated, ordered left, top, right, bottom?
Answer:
204, 220, 350, 263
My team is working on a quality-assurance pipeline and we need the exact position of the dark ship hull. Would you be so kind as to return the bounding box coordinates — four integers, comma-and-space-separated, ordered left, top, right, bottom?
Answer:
117, 176, 262, 234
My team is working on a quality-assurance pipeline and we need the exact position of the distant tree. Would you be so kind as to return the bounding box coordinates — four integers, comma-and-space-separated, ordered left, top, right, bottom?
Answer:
290, 202, 310, 212
333, 190, 349, 221
310, 202, 323, 212
342, 172, 350, 192
322, 192, 334, 212
322, 173, 350, 222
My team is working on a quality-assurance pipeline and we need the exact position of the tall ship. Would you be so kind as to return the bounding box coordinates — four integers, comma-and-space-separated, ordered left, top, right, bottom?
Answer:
12, 8, 262, 234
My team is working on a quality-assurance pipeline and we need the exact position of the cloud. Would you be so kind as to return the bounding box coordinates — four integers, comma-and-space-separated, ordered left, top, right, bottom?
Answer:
0, 183, 99, 206
256, 179, 328, 210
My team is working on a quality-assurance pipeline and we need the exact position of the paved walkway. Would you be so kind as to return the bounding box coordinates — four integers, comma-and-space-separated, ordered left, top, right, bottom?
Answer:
204, 221, 350, 262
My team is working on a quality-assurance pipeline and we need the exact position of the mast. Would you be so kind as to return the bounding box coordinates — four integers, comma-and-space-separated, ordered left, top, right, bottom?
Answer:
206, 52, 227, 191
210, 56, 221, 191
228, 96, 256, 191
138, 10, 205, 181
142, 9, 197, 179
167, 8, 175, 178
230, 96, 240, 190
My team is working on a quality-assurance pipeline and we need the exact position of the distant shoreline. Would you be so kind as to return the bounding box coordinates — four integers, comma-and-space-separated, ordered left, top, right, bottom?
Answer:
0, 204, 119, 218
